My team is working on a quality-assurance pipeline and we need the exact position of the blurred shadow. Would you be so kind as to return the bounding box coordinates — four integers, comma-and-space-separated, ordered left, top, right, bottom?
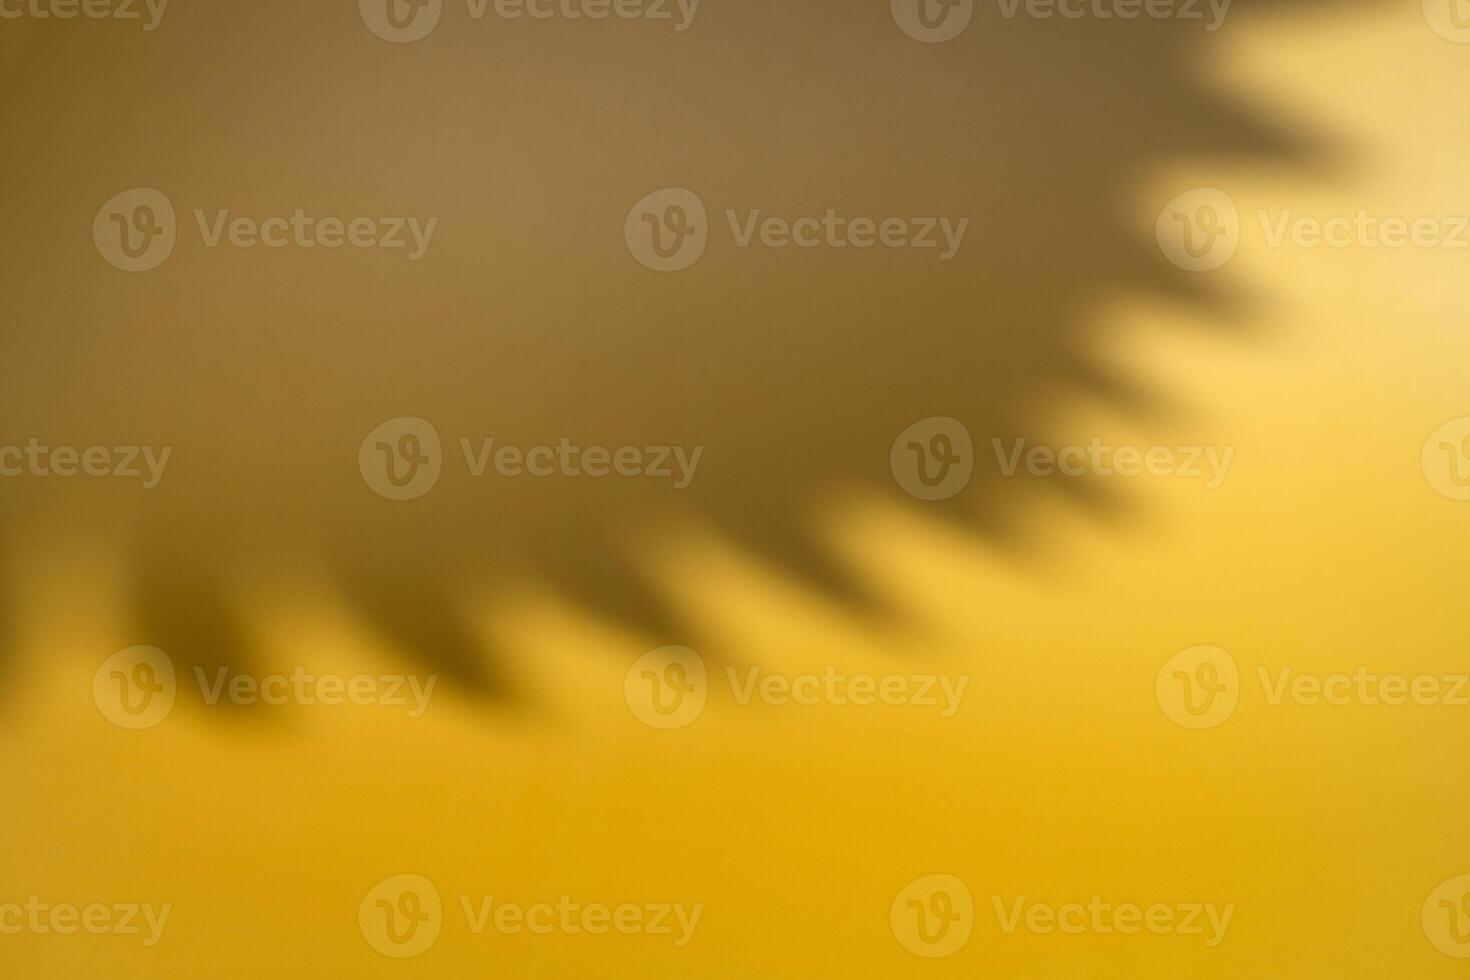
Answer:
0, 0, 1366, 710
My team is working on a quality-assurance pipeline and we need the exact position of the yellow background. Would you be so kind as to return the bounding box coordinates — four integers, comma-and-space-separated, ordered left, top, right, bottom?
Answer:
2, 0, 1469, 975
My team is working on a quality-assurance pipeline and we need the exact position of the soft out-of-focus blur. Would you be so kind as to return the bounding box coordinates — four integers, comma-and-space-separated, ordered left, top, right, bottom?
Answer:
3, 0, 1470, 975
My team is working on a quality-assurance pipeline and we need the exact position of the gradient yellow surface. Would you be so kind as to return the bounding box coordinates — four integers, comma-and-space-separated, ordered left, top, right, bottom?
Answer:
3, 0, 1470, 976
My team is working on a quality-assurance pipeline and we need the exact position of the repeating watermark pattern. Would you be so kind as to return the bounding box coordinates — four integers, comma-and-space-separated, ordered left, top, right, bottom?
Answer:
359, 0, 444, 42
0, 0, 168, 29
359, 417, 444, 501
625, 648, 969, 730
1424, 875, 1470, 958
1423, 0, 1470, 43
195, 666, 438, 717
359, 417, 704, 501
0, 898, 171, 946
728, 666, 968, 717
891, 417, 974, 501
360, 875, 443, 959
1158, 646, 1470, 730
891, 0, 974, 43
1156, 645, 1240, 730
93, 188, 176, 273
1161, 188, 1470, 271
0, 439, 170, 487
727, 210, 969, 260
892, 419, 1234, 498
1157, 188, 1241, 272
93, 648, 438, 728
625, 188, 969, 272
994, 438, 1235, 488
624, 646, 709, 730
460, 437, 701, 487
358, 875, 702, 959
359, 0, 701, 43
891, 0, 1228, 42
890, 875, 1232, 955
1256, 666, 1470, 709
891, 874, 974, 958
460, 896, 701, 946
995, 0, 1229, 29
1259, 210, 1470, 250
992, 896, 1234, 946
1423, 417, 1470, 501
94, 189, 436, 272
624, 188, 708, 272
93, 646, 176, 730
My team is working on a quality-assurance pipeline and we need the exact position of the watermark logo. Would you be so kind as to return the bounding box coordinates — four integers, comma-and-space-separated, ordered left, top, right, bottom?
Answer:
94, 188, 176, 273
728, 666, 969, 717
1424, 0, 1470, 42
1156, 645, 1238, 730
360, 881, 702, 948
360, 0, 443, 42
96, 192, 436, 270
363, 425, 703, 500
1168, 658, 1470, 718
195, 667, 438, 716
459, 437, 702, 487
1157, 188, 1239, 272
992, 895, 1233, 945
625, 646, 708, 730
0, 0, 169, 30
728, 210, 968, 258
891, 874, 974, 958
0, 440, 171, 487
1424, 875, 1470, 957
995, 0, 1229, 28
1257, 666, 1470, 708
891, 417, 974, 501
891, 0, 974, 42
1259, 209, 1469, 250
992, 438, 1235, 488
1423, 417, 1470, 501
626, 650, 969, 728
461, 895, 701, 944
360, 417, 443, 501
0, 898, 171, 946
627, 189, 968, 270
625, 188, 708, 272
360, 874, 443, 958
93, 646, 175, 730
362, 0, 699, 39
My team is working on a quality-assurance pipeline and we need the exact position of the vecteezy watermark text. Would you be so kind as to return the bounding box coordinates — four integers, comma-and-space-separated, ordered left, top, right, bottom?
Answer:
888, 875, 1234, 958
0, 440, 170, 488
991, 895, 1234, 946
890, 0, 1229, 44
625, 188, 969, 272
357, 875, 701, 958
1157, 645, 1470, 730
359, 417, 704, 501
995, 0, 1229, 28
359, 0, 700, 43
624, 647, 970, 729
1158, 188, 1470, 272
92, 647, 439, 729
993, 437, 1235, 489
0, 898, 171, 946
727, 666, 968, 717
889, 417, 1235, 501
94, 188, 436, 272
0, 0, 168, 29
194, 666, 437, 718
460, 438, 701, 487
